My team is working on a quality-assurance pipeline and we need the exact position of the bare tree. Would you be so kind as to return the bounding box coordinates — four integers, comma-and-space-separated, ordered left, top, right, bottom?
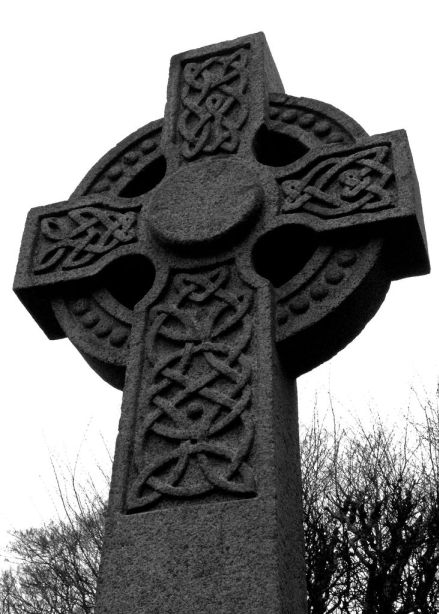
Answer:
1, 394, 438, 613
303, 394, 439, 613
0, 470, 105, 614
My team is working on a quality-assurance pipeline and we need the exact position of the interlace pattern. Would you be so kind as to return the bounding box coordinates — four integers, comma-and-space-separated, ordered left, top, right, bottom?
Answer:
34, 207, 137, 272
280, 145, 394, 217
178, 48, 249, 159
127, 266, 256, 511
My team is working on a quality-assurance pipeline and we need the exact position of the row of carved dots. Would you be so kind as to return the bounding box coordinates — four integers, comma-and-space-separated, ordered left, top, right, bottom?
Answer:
277, 249, 358, 325
269, 103, 347, 145
70, 298, 129, 347
91, 136, 158, 194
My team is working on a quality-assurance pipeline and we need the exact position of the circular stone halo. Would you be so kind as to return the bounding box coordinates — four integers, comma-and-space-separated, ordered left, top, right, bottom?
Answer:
55, 95, 379, 389
148, 158, 264, 250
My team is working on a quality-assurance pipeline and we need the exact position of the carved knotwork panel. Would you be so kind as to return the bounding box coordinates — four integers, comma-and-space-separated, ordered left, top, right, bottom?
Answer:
127, 265, 256, 512
178, 47, 250, 160
34, 206, 139, 273
278, 144, 394, 217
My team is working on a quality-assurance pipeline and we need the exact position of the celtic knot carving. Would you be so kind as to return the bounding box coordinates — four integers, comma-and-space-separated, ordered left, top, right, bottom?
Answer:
178, 48, 249, 160
280, 145, 394, 217
127, 265, 256, 511
34, 207, 138, 273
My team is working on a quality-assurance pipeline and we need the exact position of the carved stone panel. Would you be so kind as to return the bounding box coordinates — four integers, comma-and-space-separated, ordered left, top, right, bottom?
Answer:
127, 265, 256, 511
178, 47, 250, 160
34, 206, 138, 273
279, 144, 394, 217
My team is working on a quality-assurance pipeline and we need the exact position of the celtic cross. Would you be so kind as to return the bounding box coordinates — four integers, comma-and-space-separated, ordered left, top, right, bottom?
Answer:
15, 34, 428, 613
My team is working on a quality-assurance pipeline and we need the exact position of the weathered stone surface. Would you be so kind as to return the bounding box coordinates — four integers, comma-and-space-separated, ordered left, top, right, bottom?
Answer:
14, 33, 429, 613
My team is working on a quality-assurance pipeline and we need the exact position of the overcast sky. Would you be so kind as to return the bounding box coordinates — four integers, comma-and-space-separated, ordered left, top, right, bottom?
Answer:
1, 0, 438, 563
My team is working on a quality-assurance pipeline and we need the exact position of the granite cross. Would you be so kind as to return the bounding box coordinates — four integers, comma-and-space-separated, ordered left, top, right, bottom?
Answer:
14, 33, 429, 614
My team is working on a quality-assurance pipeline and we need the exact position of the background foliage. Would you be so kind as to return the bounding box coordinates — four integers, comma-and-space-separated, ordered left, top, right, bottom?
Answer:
1, 395, 438, 613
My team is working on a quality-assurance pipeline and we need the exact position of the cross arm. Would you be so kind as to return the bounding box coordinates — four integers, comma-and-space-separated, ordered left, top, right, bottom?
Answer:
275, 130, 429, 280
14, 194, 143, 338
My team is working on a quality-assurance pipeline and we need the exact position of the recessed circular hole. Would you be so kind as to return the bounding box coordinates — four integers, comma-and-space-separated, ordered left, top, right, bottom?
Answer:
119, 156, 167, 198
100, 254, 156, 309
252, 225, 318, 287
253, 125, 309, 167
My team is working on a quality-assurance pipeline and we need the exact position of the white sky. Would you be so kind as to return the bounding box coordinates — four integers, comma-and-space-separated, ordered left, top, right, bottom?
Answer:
1, 0, 438, 563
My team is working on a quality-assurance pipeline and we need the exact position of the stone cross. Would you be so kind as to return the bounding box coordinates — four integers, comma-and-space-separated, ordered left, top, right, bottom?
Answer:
14, 33, 429, 614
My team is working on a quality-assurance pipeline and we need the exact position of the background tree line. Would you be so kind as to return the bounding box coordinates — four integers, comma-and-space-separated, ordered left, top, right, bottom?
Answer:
1, 394, 438, 613
302, 394, 439, 613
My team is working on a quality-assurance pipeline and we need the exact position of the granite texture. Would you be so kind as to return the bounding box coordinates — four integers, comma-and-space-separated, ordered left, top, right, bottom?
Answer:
14, 33, 429, 613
